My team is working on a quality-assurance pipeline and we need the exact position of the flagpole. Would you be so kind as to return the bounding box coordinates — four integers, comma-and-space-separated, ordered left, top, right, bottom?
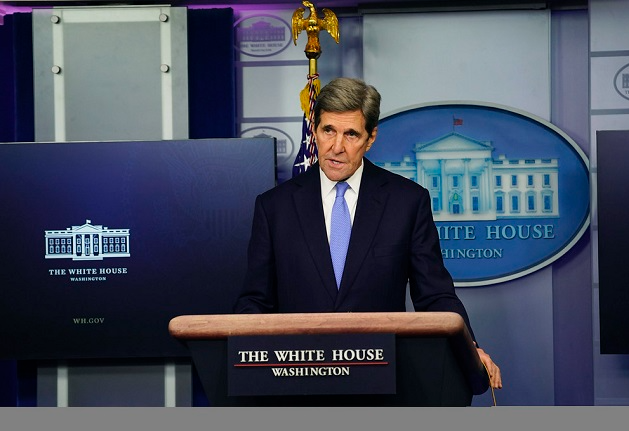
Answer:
310, 58, 317, 76
290, 1, 339, 177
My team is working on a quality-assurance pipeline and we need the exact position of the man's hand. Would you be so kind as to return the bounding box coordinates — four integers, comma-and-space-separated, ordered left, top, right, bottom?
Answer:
476, 347, 502, 389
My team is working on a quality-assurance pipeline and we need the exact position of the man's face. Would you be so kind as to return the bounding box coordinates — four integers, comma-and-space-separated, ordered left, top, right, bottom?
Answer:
315, 109, 377, 182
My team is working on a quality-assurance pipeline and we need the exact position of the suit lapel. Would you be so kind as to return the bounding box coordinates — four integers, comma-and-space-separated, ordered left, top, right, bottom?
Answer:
336, 160, 389, 305
292, 165, 339, 301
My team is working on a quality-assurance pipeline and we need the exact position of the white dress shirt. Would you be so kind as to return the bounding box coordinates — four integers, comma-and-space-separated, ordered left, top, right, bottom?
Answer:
320, 161, 364, 243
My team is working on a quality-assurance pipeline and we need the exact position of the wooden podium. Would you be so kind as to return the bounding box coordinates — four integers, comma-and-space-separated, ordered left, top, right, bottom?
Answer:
168, 312, 489, 406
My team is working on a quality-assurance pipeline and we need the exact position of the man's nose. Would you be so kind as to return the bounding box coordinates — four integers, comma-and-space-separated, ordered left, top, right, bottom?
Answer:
331, 134, 345, 152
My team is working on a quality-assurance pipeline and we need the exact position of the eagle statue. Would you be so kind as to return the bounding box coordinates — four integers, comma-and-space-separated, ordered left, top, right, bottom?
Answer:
291, 1, 340, 59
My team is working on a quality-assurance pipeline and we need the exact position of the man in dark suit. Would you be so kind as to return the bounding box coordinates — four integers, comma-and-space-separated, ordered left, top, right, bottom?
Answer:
234, 77, 502, 389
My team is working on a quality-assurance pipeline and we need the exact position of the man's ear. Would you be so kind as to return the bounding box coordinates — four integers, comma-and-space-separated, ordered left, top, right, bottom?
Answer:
365, 126, 378, 152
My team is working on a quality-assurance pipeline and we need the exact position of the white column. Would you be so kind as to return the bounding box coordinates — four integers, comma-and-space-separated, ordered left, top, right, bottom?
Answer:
439, 159, 447, 213
463, 158, 471, 214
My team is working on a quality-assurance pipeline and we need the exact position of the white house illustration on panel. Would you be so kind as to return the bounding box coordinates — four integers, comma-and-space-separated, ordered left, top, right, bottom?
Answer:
45, 219, 130, 261
376, 132, 559, 222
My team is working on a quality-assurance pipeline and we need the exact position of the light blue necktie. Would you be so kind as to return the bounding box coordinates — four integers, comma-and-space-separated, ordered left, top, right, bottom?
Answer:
330, 181, 351, 289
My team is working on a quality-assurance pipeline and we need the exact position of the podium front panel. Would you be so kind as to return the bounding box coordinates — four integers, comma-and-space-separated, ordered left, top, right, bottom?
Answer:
187, 337, 472, 407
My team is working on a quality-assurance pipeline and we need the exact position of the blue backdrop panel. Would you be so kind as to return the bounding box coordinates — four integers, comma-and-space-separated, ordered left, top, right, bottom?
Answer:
0, 12, 34, 144
188, 8, 236, 139
0, 138, 276, 360
597, 130, 629, 354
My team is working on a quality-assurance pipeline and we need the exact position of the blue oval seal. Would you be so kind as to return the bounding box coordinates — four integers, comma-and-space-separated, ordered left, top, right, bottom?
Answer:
369, 102, 590, 286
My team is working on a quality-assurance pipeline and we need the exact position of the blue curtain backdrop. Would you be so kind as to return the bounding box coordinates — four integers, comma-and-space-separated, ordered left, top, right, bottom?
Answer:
188, 7, 236, 139
0, 11, 33, 407
0, 7, 235, 407
0, 12, 34, 144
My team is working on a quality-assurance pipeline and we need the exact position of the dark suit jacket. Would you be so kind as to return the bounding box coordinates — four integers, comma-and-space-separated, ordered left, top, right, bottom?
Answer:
234, 158, 475, 340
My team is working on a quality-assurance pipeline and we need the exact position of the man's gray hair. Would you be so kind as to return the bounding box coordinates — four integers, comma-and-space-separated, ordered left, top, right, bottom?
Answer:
314, 77, 381, 136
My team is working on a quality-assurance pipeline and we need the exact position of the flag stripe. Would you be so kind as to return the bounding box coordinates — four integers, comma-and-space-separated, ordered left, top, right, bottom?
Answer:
292, 73, 319, 177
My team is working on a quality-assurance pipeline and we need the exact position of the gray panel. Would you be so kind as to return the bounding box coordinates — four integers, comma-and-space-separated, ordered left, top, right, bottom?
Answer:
32, 6, 189, 142
170, 6, 190, 140
458, 268, 555, 406
35, 358, 191, 407
318, 15, 363, 84
550, 9, 593, 406
175, 359, 192, 407
67, 360, 165, 407
63, 21, 163, 141
35, 361, 59, 407
33, 9, 56, 142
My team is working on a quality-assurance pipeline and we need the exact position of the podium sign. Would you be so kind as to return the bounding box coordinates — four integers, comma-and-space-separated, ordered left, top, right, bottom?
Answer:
169, 312, 489, 406
227, 333, 396, 396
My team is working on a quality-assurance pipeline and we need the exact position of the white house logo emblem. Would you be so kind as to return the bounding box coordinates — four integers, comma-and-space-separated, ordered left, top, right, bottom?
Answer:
379, 132, 559, 222
45, 219, 130, 261
613, 63, 629, 101
235, 15, 292, 57
379, 132, 559, 221
370, 102, 590, 286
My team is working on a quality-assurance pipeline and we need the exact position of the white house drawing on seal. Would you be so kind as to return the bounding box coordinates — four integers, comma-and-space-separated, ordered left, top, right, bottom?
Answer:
376, 132, 559, 222
45, 219, 130, 261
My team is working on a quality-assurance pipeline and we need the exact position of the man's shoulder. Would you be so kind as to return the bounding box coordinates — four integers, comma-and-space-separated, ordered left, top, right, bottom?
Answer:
260, 166, 318, 199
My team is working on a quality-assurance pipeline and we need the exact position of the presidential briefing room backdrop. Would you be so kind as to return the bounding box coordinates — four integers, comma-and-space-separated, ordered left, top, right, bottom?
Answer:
1, 0, 628, 407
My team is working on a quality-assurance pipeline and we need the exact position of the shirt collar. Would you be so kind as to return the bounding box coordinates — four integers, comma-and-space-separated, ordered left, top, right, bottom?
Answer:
320, 160, 364, 196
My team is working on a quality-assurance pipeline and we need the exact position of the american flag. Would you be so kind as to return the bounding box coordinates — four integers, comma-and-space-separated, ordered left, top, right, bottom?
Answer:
292, 73, 320, 177
453, 117, 463, 127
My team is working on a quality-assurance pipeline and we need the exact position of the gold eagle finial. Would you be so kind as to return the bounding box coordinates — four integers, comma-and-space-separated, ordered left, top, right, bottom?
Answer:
291, 1, 339, 60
